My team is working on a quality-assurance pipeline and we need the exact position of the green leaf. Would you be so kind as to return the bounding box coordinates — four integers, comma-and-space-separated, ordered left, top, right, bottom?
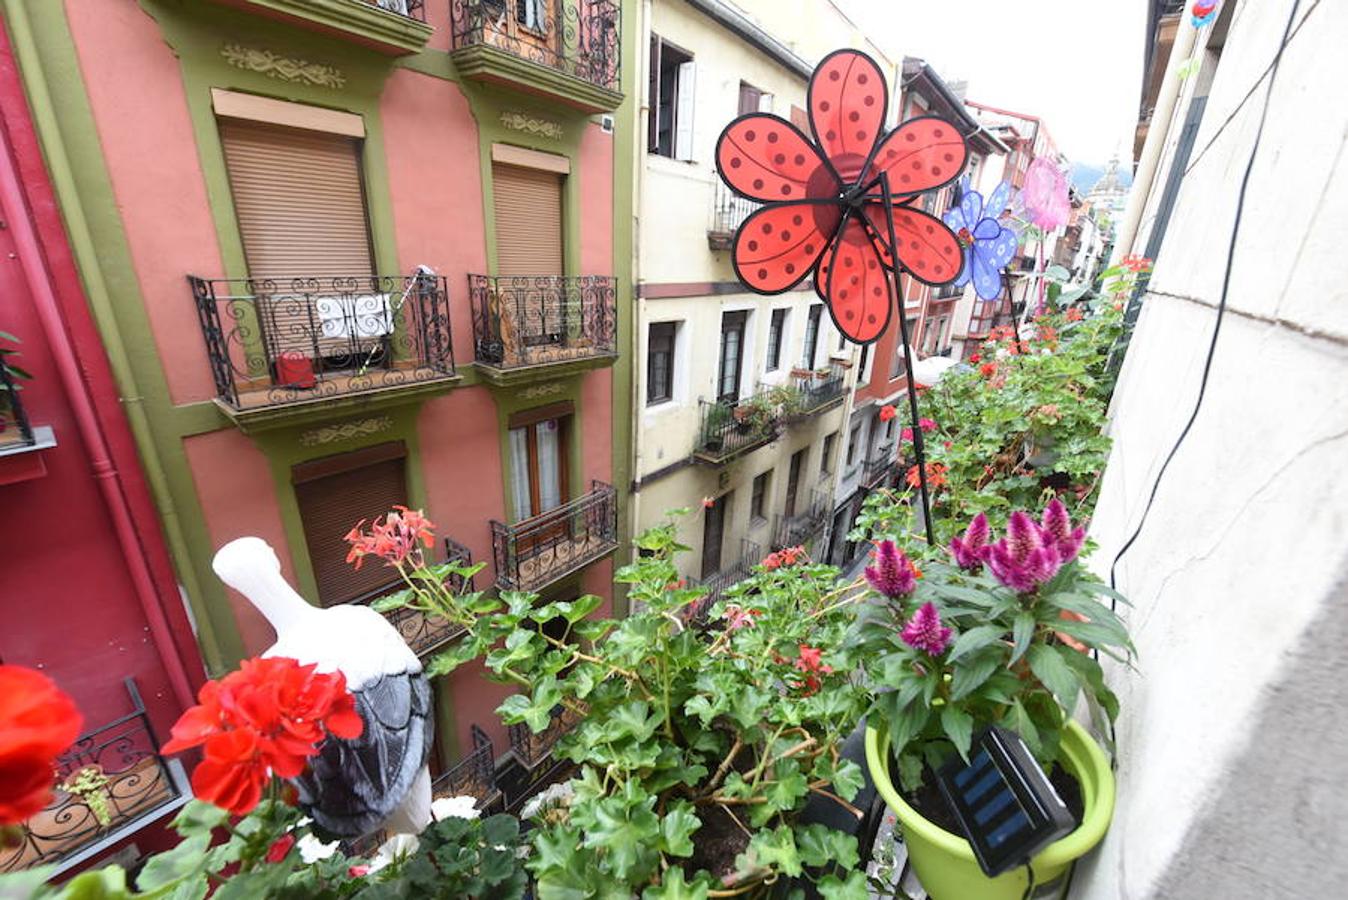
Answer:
947, 624, 1005, 663
168, 800, 231, 838
941, 705, 975, 762
1079, 579, 1132, 607
135, 834, 212, 890
581, 785, 660, 882
1010, 611, 1037, 665
950, 649, 1001, 701
794, 824, 859, 870
1028, 644, 1081, 712
816, 870, 870, 900
741, 825, 802, 877
555, 594, 604, 623
1009, 699, 1042, 757
658, 800, 701, 857
641, 868, 711, 900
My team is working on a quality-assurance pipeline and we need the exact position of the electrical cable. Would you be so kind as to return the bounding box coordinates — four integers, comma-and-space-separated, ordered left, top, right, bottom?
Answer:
1021, 860, 1037, 900
1105, 0, 1302, 596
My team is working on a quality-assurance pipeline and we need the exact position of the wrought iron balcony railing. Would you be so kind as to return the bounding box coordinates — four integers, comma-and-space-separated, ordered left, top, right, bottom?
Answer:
190, 273, 456, 414
0, 357, 35, 451
691, 539, 760, 609
863, 443, 897, 489
508, 704, 583, 771
450, 0, 621, 91
2, 679, 185, 874
491, 481, 617, 592
773, 489, 829, 550
781, 364, 846, 421
366, 0, 426, 20
431, 724, 503, 813
707, 180, 760, 250
468, 275, 616, 371
373, 538, 477, 658
694, 390, 783, 465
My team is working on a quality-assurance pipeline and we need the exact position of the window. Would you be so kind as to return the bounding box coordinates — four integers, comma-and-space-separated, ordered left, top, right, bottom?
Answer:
802, 304, 823, 369
293, 442, 407, 607
923, 317, 948, 355
701, 492, 729, 578
886, 417, 896, 440
784, 449, 806, 518
846, 424, 862, 467
516, 0, 546, 32
766, 308, 787, 371
717, 311, 748, 402
821, 432, 837, 476
508, 408, 570, 522
647, 322, 676, 405
751, 472, 770, 523
738, 82, 772, 115
493, 162, 564, 276
858, 344, 870, 383
649, 37, 694, 160
891, 318, 918, 378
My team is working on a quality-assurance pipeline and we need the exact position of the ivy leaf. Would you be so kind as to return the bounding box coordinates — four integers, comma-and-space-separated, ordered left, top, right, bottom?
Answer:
641, 868, 711, 900
812, 756, 866, 803
1027, 644, 1080, 712
1010, 611, 1037, 665
556, 594, 604, 624
727, 685, 771, 730
658, 800, 701, 858
753, 764, 809, 826
741, 825, 802, 877
816, 870, 870, 900
603, 701, 660, 743
794, 824, 859, 870
135, 834, 212, 890
941, 705, 975, 762
581, 786, 660, 882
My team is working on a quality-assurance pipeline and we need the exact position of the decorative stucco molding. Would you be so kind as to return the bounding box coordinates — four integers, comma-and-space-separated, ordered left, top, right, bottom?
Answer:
299, 416, 394, 447
521, 383, 566, 400
221, 44, 346, 89
499, 111, 564, 140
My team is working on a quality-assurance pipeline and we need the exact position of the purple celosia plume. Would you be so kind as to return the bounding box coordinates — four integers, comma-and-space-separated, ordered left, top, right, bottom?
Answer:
901, 602, 952, 656
1039, 498, 1086, 562
949, 512, 991, 571
985, 511, 1063, 593
865, 540, 918, 599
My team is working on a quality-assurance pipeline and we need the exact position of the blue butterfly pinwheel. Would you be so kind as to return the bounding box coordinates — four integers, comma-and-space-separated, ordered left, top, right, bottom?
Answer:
943, 178, 1019, 301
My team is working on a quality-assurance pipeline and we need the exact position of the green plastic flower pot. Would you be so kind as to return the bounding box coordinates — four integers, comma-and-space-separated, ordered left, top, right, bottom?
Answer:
864, 719, 1114, 900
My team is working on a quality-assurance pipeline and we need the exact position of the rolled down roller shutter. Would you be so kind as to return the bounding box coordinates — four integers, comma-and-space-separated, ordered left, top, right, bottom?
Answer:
492, 162, 563, 276
292, 443, 407, 607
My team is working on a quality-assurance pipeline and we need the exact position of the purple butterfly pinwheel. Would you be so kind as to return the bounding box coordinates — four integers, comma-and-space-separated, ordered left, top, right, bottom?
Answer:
943, 178, 1019, 301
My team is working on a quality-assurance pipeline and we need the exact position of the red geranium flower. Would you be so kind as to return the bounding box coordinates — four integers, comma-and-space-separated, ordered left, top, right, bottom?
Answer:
906, 462, 948, 490
1065, 307, 1083, 322
979, 362, 998, 378
878, 404, 897, 422
162, 656, 363, 815
266, 832, 296, 864
790, 644, 834, 696
715, 49, 966, 344
0, 666, 83, 826
968, 353, 981, 363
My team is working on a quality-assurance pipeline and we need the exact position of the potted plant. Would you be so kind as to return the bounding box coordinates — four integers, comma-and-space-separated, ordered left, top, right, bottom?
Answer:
702, 402, 733, 451
367, 515, 873, 897
850, 501, 1132, 900
0, 330, 33, 446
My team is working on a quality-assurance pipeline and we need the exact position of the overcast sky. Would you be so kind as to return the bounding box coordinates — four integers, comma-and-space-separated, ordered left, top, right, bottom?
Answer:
837, 0, 1148, 165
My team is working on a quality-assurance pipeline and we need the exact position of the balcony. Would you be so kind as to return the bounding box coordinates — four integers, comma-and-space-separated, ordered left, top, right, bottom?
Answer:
693, 390, 783, 466
491, 481, 617, 592
773, 489, 829, 550
508, 703, 583, 771
1, 679, 188, 876
707, 181, 760, 251
449, 0, 622, 113
863, 444, 896, 489
0, 356, 35, 452
431, 724, 504, 813
691, 539, 760, 607
190, 273, 457, 431
780, 364, 846, 422
213, 0, 433, 55
468, 275, 616, 386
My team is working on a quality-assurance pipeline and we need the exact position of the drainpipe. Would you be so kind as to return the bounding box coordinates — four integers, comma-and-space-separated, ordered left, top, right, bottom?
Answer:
0, 41, 198, 710
1111, 18, 1199, 262
627, 0, 653, 554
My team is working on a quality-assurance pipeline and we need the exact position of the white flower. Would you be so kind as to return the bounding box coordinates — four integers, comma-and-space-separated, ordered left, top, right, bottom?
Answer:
296, 832, 339, 864
520, 781, 574, 820
430, 795, 481, 822
368, 833, 420, 874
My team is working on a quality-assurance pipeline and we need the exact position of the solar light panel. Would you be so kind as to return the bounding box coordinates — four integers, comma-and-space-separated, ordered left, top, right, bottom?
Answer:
935, 726, 1077, 878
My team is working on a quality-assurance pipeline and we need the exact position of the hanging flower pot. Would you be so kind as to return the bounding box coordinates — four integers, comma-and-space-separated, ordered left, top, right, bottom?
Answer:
865, 720, 1114, 900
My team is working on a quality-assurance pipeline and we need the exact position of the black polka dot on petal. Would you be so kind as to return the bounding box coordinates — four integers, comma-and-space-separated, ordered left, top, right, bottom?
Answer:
758, 268, 768, 279
746, 130, 757, 141
730, 157, 742, 168
829, 71, 841, 81
768, 132, 779, 143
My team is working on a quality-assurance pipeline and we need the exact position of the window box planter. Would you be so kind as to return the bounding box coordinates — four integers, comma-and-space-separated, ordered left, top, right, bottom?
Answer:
864, 719, 1115, 900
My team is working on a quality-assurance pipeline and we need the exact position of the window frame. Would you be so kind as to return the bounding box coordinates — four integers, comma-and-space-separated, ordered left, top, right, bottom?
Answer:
647, 321, 677, 406
717, 310, 748, 403
766, 307, 787, 372
750, 471, 770, 524
649, 36, 695, 161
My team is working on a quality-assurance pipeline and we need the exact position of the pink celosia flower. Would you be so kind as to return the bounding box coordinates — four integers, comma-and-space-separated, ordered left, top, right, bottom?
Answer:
918, 418, 937, 433
949, 512, 991, 572
1039, 498, 1086, 562
901, 602, 952, 656
864, 540, 918, 599
985, 511, 1062, 593
901, 427, 914, 442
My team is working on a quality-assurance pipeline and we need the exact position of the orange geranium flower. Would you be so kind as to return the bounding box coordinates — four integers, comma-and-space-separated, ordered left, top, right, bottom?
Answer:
905, 462, 949, 490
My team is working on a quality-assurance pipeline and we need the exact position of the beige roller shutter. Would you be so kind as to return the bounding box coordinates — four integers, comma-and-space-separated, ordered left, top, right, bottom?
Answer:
492, 162, 563, 276
219, 119, 374, 279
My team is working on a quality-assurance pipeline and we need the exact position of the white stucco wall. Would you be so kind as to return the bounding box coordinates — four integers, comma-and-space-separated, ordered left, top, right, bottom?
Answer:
1079, 1, 1348, 897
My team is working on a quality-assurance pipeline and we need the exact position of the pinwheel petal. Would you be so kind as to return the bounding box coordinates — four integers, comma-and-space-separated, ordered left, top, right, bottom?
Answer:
972, 217, 1002, 241
732, 202, 839, 293
952, 247, 973, 289
959, 188, 983, 230
716, 113, 834, 203
863, 204, 961, 285
821, 216, 892, 344
867, 116, 968, 197
986, 225, 1020, 269
971, 248, 1005, 301
986, 181, 1012, 220
808, 49, 888, 180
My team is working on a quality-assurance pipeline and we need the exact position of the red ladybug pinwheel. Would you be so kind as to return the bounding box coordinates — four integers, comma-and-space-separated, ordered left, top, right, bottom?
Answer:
715, 49, 968, 344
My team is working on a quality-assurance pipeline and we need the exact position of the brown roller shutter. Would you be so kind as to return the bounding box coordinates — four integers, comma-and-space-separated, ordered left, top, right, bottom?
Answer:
218, 119, 374, 278
293, 444, 407, 607
492, 162, 563, 276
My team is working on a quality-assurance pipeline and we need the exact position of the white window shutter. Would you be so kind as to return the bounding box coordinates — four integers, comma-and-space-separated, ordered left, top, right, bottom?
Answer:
758, 92, 774, 113
675, 60, 696, 161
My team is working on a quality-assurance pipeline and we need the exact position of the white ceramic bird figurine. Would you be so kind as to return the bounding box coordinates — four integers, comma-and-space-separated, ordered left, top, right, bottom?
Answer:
212, 537, 433, 838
